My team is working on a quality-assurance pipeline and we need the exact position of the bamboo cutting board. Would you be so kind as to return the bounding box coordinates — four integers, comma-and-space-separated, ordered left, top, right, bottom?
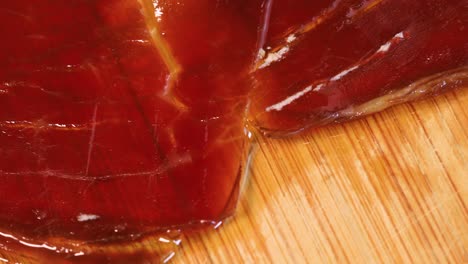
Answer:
174, 88, 468, 263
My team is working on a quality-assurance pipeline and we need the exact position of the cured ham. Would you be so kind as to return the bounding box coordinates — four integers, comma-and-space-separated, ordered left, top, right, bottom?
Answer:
0, 0, 466, 262
250, 0, 468, 134
0, 0, 260, 261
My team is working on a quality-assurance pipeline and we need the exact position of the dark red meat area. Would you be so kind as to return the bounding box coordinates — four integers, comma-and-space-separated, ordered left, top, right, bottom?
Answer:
0, 0, 261, 241
251, 0, 468, 133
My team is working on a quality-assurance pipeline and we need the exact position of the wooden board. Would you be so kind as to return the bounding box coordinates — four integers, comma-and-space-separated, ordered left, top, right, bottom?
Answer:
174, 88, 468, 263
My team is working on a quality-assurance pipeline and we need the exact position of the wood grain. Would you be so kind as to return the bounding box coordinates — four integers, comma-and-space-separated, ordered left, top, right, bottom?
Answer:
173, 88, 468, 264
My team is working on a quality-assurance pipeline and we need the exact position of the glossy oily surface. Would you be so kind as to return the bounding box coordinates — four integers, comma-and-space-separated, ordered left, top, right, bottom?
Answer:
0, 0, 261, 261
0, 0, 466, 263
250, 0, 468, 134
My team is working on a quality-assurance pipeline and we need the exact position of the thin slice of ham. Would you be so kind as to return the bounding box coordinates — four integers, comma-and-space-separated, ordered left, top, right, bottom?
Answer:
250, 0, 468, 135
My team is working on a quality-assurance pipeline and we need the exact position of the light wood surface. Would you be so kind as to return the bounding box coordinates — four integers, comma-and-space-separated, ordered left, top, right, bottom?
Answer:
174, 88, 468, 264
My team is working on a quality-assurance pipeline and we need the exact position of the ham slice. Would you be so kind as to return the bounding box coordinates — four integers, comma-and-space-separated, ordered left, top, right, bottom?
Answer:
250, 0, 468, 135
0, 0, 261, 261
